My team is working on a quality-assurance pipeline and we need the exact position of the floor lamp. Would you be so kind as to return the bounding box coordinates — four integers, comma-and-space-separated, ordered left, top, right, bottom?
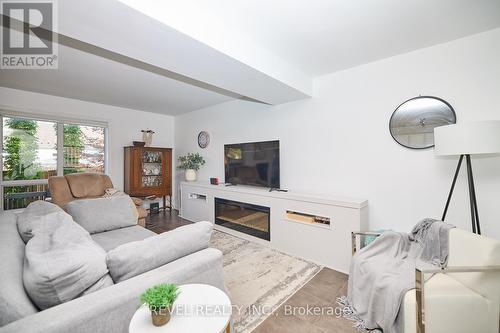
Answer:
434, 121, 500, 235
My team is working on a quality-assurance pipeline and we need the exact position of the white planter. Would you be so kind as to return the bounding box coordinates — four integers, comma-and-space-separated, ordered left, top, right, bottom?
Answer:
185, 169, 197, 182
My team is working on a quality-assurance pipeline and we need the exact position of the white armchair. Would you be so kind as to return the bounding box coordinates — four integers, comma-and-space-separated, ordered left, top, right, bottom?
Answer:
352, 228, 500, 333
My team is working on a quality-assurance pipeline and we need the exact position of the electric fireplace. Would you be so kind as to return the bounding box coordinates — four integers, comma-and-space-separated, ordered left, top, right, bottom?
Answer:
215, 198, 270, 241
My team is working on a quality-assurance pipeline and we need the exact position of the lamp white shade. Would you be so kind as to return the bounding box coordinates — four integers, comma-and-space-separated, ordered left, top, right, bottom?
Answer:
434, 121, 500, 156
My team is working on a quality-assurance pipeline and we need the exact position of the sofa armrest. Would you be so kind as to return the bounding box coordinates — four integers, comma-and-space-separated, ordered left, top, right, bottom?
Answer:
0, 248, 225, 333
415, 265, 500, 333
351, 231, 382, 255
136, 207, 147, 227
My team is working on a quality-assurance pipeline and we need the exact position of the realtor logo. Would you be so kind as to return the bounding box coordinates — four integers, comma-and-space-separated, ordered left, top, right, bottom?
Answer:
1, 0, 58, 69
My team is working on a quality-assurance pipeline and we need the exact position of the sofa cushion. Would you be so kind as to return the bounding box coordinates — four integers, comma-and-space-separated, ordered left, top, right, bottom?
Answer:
80, 274, 114, 296
65, 196, 138, 234
0, 211, 38, 326
48, 176, 75, 207
65, 173, 111, 198
91, 225, 156, 252
106, 221, 213, 283
23, 216, 111, 310
16, 200, 65, 243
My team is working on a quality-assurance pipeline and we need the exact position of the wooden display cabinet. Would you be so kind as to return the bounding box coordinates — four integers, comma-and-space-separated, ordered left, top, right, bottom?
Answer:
124, 146, 172, 211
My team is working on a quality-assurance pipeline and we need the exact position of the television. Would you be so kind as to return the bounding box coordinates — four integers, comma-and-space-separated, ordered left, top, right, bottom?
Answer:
224, 140, 280, 188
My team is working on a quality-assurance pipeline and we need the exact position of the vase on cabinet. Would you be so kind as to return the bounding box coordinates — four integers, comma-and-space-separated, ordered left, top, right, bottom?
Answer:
185, 169, 197, 182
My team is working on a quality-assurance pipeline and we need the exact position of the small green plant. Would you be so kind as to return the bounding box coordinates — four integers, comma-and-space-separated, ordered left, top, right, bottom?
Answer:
177, 153, 206, 171
140, 284, 180, 311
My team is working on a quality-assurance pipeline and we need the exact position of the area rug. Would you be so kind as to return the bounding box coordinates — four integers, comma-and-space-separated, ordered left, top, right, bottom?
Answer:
209, 230, 322, 333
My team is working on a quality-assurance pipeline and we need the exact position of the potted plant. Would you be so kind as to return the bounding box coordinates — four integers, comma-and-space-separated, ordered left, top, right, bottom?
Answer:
140, 284, 180, 327
177, 153, 206, 181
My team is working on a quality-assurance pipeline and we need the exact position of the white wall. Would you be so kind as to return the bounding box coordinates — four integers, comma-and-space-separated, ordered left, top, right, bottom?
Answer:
175, 28, 500, 239
0, 87, 175, 191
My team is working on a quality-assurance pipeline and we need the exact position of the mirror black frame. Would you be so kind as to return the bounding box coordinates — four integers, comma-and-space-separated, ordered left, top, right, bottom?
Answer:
389, 95, 456, 150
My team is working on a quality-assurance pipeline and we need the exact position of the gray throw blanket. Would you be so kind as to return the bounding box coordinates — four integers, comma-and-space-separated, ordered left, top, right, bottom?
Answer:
341, 218, 454, 333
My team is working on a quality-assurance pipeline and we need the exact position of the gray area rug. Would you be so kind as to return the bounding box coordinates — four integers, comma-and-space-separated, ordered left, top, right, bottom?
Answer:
210, 230, 322, 333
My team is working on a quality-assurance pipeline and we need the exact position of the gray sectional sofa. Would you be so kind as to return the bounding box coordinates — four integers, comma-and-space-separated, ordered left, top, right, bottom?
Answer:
0, 207, 225, 333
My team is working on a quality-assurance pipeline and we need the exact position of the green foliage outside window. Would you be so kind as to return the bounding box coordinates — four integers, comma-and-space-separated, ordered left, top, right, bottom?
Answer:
3, 118, 41, 181
63, 124, 85, 174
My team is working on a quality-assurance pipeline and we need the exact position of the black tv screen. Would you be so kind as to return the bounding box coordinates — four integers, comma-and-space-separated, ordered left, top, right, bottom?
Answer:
224, 140, 280, 188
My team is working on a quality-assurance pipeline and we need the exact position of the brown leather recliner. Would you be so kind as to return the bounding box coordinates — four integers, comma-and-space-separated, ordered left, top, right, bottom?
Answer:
48, 173, 147, 227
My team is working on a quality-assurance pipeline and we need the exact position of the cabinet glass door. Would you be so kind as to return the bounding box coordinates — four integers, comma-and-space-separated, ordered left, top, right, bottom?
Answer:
141, 150, 162, 187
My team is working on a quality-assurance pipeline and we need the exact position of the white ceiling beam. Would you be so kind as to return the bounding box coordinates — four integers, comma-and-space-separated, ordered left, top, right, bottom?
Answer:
57, 0, 312, 105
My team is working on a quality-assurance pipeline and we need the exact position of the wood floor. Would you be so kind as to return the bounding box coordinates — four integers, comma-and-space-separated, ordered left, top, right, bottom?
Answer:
145, 209, 191, 234
253, 268, 356, 333
146, 210, 357, 333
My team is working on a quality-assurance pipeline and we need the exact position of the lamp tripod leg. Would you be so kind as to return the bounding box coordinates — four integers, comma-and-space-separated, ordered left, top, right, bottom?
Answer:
442, 155, 464, 221
465, 155, 481, 235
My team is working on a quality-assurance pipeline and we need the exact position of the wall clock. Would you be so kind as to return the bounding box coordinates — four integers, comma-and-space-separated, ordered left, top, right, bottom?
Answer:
198, 131, 210, 149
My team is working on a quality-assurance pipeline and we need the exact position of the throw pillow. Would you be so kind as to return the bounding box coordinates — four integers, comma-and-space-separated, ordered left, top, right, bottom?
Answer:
23, 217, 111, 310
65, 196, 138, 234
106, 221, 213, 283
17, 200, 66, 243
81, 274, 114, 296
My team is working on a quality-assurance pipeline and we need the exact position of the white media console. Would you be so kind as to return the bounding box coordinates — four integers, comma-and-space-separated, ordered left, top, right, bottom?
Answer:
180, 181, 368, 273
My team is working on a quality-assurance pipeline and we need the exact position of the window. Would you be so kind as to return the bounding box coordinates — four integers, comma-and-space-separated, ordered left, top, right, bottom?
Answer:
1, 113, 108, 210
63, 124, 105, 175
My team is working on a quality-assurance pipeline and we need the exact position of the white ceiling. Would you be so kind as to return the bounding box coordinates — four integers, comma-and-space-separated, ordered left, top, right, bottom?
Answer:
123, 0, 500, 76
0, 44, 233, 115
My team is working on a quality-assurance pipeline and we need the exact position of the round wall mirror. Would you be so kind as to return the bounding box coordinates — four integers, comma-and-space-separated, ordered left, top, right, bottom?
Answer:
389, 96, 456, 149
